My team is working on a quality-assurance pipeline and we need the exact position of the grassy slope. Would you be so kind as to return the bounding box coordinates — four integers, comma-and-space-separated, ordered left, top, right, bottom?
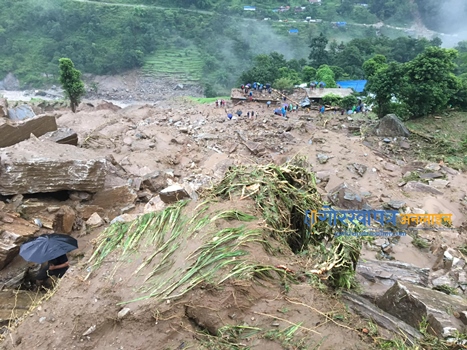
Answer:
405, 111, 467, 169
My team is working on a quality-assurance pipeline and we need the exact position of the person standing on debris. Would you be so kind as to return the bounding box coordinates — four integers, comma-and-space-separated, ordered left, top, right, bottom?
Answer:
251, 111, 255, 119
289, 103, 293, 112
266, 101, 271, 108
36, 254, 70, 289
215, 100, 219, 108
268, 88, 272, 94
281, 106, 287, 118
319, 105, 325, 114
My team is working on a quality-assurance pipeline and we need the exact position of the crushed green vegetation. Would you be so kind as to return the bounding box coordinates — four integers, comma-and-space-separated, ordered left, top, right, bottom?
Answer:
87, 157, 362, 303
84, 156, 467, 349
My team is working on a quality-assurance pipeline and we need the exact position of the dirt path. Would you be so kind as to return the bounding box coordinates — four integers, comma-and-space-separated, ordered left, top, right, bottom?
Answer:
72, 0, 214, 15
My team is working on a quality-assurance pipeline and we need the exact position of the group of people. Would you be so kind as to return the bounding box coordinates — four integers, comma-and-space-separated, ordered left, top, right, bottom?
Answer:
215, 99, 226, 108
310, 82, 325, 90
273, 103, 298, 118
241, 82, 273, 96
227, 110, 256, 120
318, 99, 367, 116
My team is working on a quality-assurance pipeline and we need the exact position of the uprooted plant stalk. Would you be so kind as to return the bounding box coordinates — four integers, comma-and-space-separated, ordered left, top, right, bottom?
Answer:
86, 156, 362, 304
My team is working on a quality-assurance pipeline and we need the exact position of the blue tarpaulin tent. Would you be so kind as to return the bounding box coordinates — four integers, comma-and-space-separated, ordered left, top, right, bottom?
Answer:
336, 80, 367, 93
289, 29, 299, 34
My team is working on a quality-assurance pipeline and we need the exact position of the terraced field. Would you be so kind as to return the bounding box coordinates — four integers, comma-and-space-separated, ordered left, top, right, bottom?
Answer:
142, 48, 204, 83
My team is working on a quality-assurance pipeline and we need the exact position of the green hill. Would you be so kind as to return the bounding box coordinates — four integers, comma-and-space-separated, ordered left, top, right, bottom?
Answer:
0, 0, 464, 93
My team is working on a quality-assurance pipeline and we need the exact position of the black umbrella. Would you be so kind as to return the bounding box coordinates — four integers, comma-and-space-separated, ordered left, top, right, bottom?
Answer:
19, 234, 78, 264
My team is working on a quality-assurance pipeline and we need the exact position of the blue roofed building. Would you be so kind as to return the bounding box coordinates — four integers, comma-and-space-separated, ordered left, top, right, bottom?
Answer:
336, 80, 367, 93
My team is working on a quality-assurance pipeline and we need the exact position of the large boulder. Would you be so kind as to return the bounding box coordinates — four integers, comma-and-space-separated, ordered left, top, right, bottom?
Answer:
39, 128, 78, 146
357, 260, 430, 299
375, 114, 410, 137
0, 218, 38, 270
0, 138, 107, 195
7, 104, 36, 122
90, 185, 137, 219
0, 114, 58, 148
327, 182, 368, 210
377, 281, 467, 337
403, 181, 443, 195
343, 292, 422, 345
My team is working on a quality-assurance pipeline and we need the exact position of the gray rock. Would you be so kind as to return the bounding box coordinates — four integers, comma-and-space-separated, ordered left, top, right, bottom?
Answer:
317, 154, 329, 164
419, 173, 444, 179
429, 179, 449, 189
432, 275, 457, 288
7, 104, 36, 122
315, 171, 331, 183
377, 281, 467, 336
357, 260, 430, 287
425, 163, 441, 171
383, 138, 391, 143
39, 128, 78, 146
348, 163, 367, 177
244, 141, 265, 155
388, 200, 406, 209
441, 166, 458, 175
117, 307, 131, 320
159, 184, 190, 204
327, 182, 368, 210
197, 133, 218, 140
343, 292, 422, 345
375, 114, 410, 137
383, 162, 398, 172
403, 181, 443, 195
400, 141, 410, 150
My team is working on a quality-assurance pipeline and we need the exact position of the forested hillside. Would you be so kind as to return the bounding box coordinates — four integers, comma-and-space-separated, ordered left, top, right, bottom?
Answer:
0, 0, 465, 92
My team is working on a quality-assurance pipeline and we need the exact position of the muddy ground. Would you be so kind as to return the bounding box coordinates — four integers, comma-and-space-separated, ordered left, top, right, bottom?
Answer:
0, 84, 467, 350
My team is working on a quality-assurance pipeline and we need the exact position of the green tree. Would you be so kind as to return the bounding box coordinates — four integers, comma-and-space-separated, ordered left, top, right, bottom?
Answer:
316, 65, 337, 87
278, 67, 301, 85
401, 47, 459, 118
363, 55, 402, 118
309, 33, 329, 68
58, 58, 85, 113
274, 77, 294, 93
302, 66, 316, 83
